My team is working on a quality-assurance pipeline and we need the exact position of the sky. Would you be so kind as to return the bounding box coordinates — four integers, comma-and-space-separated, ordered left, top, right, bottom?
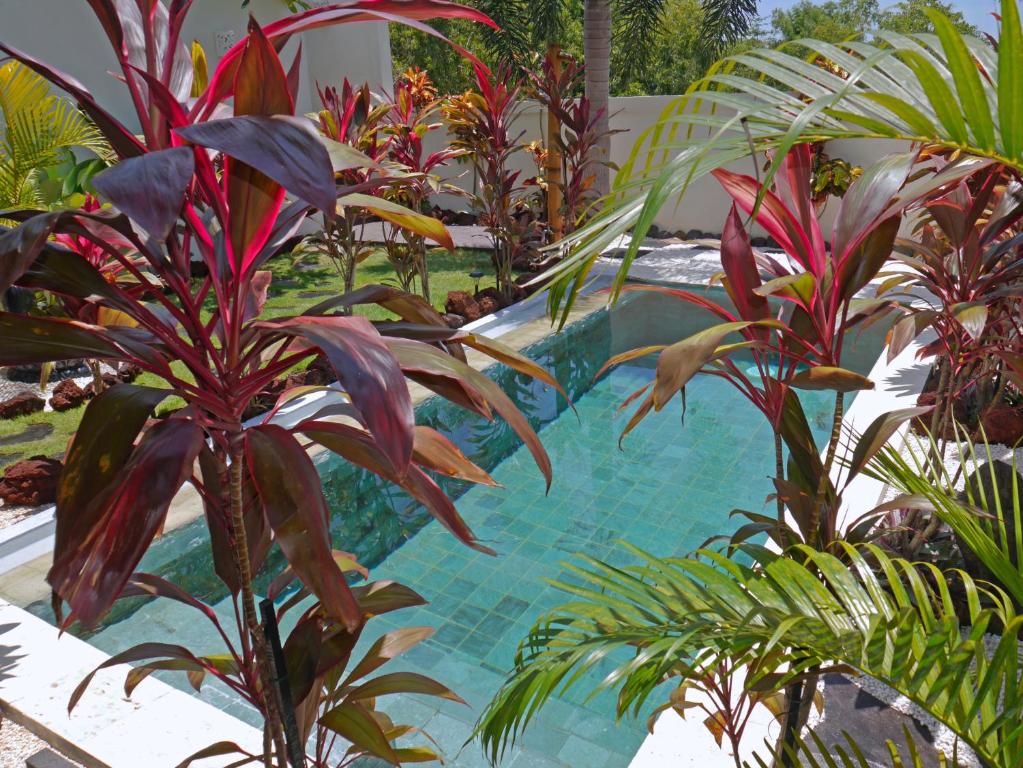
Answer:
757, 0, 1001, 35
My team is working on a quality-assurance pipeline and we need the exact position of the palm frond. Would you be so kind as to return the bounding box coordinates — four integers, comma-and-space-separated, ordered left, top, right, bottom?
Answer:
746, 727, 950, 768
868, 427, 1023, 606
612, 0, 669, 77
475, 542, 1022, 768
699, 0, 759, 57
0, 61, 111, 210
544, 0, 1023, 323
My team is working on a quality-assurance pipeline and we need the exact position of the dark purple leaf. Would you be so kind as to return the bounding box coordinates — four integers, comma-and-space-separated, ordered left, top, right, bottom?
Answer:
265, 316, 414, 474
92, 147, 195, 240
175, 115, 335, 216
57, 385, 175, 559
245, 425, 362, 631
0, 313, 124, 366
49, 418, 204, 627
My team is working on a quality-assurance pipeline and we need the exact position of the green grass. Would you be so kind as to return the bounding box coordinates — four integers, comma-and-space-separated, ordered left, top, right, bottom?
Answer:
0, 248, 496, 470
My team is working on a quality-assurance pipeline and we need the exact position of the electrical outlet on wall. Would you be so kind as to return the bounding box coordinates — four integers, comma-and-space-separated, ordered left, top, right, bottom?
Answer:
215, 30, 238, 56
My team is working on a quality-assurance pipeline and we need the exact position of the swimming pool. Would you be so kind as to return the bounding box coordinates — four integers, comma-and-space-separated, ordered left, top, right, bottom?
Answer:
8, 287, 887, 767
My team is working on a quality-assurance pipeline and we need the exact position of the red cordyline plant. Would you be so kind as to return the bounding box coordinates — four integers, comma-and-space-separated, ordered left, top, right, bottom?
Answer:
0, 3, 567, 766
377, 68, 464, 303
601, 145, 982, 548
880, 163, 1023, 443
311, 78, 454, 308
445, 64, 533, 304
598, 146, 989, 751
525, 51, 618, 238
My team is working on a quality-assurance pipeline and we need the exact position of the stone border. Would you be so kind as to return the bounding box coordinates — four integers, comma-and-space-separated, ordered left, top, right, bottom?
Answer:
0, 598, 262, 768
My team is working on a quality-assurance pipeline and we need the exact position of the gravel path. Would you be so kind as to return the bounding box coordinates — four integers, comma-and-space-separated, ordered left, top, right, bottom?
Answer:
0, 718, 81, 768
0, 501, 36, 531
0, 363, 119, 414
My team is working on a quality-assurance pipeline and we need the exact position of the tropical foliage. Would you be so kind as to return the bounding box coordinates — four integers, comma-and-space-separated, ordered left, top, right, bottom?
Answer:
0, 61, 110, 212
0, 2, 569, 766
445, 65, 536, 303
475, 2, 1023, 766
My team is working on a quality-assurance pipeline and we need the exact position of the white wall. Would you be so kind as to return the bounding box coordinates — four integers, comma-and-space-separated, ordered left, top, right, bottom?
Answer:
0, 0, 393, 125
430, 93, 911, 239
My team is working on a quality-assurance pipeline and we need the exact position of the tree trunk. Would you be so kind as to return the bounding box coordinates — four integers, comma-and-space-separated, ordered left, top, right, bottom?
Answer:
546, 43, 565, 240
583, 0, 612, 200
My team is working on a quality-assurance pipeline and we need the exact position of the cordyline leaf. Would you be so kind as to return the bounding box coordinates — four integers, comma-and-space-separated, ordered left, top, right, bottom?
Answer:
348, 671, 465, 704
49, 418, 204, 627
174, 742, 259, 768
245, 425, 362, 631
326, 139, 384, 173
304, 284, 447, 326
0, 212, 66, 296
345, 626, 433, 684
385, 338, 552, 489
654, 321, 780, 409
887, 314, 923, 363
92, 147, 194, 241
0, 41, 145, 158
837, 216, 901, 302
753, 273, 816, 306
0, 313, 124, 366
413, 426, 497, 486
953, 303, 989, 341
299, 421, 492, 553
69, 641, 205, 713
176, 116, 336, 219
228, 18, 291, 274
719, 204, 769, 330
120, 573, 220, 626
790, 367, 875, 393
831, 152, 916, 263
338, 193, 454, 251
713, 167, 816, 270
460, 333, 569, 405
319, 701, 398, 763
266, 315, 414, 474
242, 270, 272, 324
596, 346, 668, 379
845, 407, 932, 483
57, 385, 175, 559
352, 581, 427, 617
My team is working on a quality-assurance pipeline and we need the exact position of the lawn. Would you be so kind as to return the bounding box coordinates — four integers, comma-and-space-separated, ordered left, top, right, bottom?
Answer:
0, 248, 496, 470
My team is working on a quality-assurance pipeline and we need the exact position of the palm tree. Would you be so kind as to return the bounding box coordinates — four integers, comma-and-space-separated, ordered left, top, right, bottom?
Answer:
477, 1, 759, 200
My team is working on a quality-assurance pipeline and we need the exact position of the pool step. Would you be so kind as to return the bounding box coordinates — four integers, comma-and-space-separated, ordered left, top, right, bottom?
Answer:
26, 748, 78, 768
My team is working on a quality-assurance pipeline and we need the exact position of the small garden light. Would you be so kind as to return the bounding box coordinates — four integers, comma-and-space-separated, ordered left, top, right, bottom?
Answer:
469, 268, 485, 295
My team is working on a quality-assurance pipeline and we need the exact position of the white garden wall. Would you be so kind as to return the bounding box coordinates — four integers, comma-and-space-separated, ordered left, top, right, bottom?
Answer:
0, 0, 393, 123
1, 4, 910, 240
428, 94, 912, 239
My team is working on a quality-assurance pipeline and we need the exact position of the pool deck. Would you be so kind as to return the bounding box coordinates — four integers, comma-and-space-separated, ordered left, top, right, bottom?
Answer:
0, 239, 935, 768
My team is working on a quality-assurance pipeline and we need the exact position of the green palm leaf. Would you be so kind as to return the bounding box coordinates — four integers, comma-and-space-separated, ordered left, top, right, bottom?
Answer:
544, 0, 1023, 321
0, 61, 111, 211
475, 543, 1023, 767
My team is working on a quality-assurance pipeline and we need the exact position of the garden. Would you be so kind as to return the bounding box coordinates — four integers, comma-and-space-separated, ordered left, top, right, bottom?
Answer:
0, 1, 1022, 768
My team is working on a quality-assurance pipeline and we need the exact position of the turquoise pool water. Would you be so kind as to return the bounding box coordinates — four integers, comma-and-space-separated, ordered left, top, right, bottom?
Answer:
15, 289, 886, 767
